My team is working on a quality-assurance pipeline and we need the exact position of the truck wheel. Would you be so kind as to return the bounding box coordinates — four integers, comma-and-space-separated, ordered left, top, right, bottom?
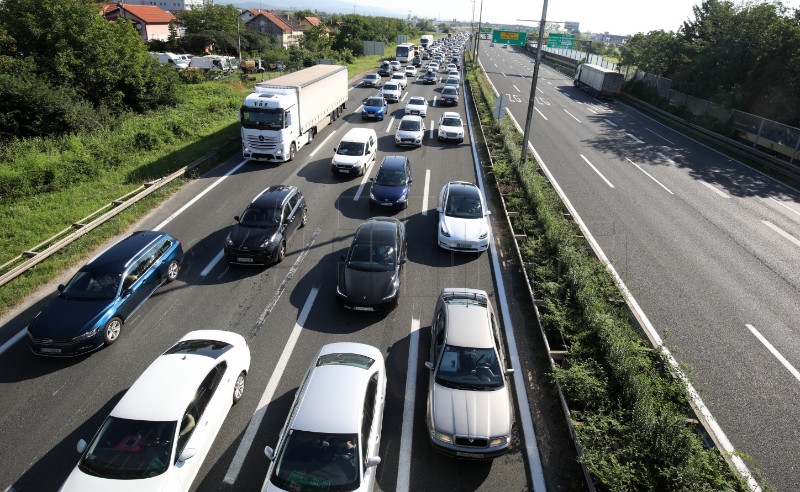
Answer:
289, 143, 296, 161
308, 128, 315, 143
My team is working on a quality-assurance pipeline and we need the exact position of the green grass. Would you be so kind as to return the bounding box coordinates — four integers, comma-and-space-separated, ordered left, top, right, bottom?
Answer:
347, 43, 398, 78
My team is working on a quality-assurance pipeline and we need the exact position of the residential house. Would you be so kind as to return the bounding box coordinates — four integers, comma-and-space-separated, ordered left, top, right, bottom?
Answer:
112, 0, 201, 10
103, 4, 177, 42
299, 16, 329, 37
245, 11, 303, 49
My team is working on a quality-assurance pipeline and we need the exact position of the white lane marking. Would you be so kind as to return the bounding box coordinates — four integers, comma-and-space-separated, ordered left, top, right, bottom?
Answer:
625, 158, 674, 194
700, 180, 731, 198
656, 151, 676, 165
767, 197, 800, 218
353, 167, 372, 201
763, 220, 800, 248
493, 63, 497, 67
348, 85, 358, 91
477, 59, 500, 96
432, 96, 437, 107
395, 318, 421, 492
563, 109, 581, 123
513, 84, 521, 92
603, 118, 617, 127
401, 92, 408, 101
422, 169, 431, 216
199, 249, 225, 277
385, 116, 395, 133
429, 119, 435, 139
645, 127, 676, 145
154, 159, 248, 230
353, 104, 364, 114
747, 324, 800, 383
501, 72, 507, 77
535, 107, 548, 120
223, 287, 319, 486
536, 87, 544, 93
580, 154, 615, 188
626, 133, 643, 143
309, 130, 337, 158
0, 327, 27, 356
546, 81, 552, 85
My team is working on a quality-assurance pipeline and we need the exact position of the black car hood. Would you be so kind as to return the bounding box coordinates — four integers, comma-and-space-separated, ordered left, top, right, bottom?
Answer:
342, 268, 396, 306
229, 224, 279, 250
31, 296, 110, 338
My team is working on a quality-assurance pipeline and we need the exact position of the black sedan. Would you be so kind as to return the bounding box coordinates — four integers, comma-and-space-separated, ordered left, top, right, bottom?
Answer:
423, 70, 438, 84
336, 218, 407, 312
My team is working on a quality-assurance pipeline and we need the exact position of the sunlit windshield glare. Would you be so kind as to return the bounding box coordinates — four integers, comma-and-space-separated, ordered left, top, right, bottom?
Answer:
271, 430, 360, 492
434, 345, 503, 390
445, 193, 483, 219
375, 169, 406, 186
347, 243, 396, 272
241, 108, 283, 129
337, 142, 365, 155
239, 207, 280, 227
63, 272, 121, 300
399, 120, 421, 131
442, 118, 462, 127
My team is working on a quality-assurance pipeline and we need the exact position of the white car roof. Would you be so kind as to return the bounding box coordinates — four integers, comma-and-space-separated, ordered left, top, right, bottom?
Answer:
341, 127, 377, 142
442, 111, 461, 119
444, 298, 494, 349
401, 114, 423, 122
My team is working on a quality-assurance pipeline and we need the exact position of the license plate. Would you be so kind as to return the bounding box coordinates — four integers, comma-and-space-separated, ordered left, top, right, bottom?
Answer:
40, 347, 62, 354
353, 306, 374, 312
339, 169, 350, 174
456, 244, 473, 249
456, 452, 483, 459
382, 202, 394, 206
237, 257, 254, 263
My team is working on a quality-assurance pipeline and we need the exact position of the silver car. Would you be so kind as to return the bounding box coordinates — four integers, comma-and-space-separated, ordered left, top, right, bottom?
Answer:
424, 288, 514, 459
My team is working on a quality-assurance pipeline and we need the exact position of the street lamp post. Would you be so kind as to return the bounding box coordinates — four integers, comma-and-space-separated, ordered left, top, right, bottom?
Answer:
519, 2, 549, 165
473, 0, 484, 64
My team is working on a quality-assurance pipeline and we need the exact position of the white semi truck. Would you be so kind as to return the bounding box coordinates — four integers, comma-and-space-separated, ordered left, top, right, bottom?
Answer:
420, 35, 434, 49
240, 64, 348, 162
573, 63, 624, 98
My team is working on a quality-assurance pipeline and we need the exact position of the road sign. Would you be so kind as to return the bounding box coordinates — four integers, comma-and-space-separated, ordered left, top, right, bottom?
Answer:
491, 30, 527, 46
492, 95, 507, 119
480, 27, 492, 33
547, 33, 575, 49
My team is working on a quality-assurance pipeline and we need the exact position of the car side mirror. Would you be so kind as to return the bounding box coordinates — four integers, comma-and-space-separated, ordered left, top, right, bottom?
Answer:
57, 284, 65, 293
425, 361, 434, 370
265, 446, 275, 461
340, 254, 346, 261
407, 178, 413, 184
179, 448, 197, 462
370, 177, 375, 182
365, 456, 381, 468
77, 439, 87, 453
436, 207, 442, 213
234, 216, 240, 222
333, 147, 337, 153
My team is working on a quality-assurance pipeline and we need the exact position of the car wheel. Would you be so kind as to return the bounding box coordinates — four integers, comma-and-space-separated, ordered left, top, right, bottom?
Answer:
289, 143, 296, 161
166, 260, 180, 282
275, 241, 286, 264
103, 317, 123, 346
300, 208, 308, 228
233, 371, 246, 404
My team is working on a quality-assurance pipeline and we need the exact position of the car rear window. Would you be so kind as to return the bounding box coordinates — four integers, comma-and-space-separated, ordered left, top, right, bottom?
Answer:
317, 353, 375, 369
165, 339, 232, 358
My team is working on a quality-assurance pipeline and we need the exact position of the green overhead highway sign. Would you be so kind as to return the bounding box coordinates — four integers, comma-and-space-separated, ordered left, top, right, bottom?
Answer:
547, 33, 575, 49
480, 27, 492, 33
491, 30, 527, 46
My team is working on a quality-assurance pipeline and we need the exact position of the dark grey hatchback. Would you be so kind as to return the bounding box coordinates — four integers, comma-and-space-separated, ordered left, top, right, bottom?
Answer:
225, 185, 307, 265
336, 217, 407, 312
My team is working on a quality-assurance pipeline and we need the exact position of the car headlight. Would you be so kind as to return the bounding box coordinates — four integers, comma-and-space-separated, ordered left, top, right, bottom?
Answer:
225, 236, 233, 246
74, 325, 102, 341
399, 190, 408, 201
431, 431, 453, 444
260, 237, 274, 248
489, 436, 509, 447
440, 223, 450, 237
369, 189, 376, 200
336, 283, 346, 297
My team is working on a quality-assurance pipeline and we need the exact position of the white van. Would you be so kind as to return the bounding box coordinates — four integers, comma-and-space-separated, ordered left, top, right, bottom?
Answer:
331, 128, 378, 176
190, 55, 229, 72
150, 52, 188, 69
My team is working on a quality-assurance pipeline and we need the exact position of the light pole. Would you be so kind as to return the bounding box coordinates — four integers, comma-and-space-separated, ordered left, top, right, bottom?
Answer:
473, 0, 483, 64
519, 5, 549, 165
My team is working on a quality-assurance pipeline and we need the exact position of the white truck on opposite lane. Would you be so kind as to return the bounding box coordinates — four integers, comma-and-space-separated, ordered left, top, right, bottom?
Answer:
573, 63, 624, 98
240, 64, 348, 163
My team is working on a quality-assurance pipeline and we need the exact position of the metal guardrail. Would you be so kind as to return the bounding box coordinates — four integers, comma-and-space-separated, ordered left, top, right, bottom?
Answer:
0, 139, 239, 289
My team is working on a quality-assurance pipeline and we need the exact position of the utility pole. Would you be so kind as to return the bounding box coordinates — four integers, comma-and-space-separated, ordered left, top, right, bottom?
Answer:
473, 0, 483, 63
520, 0, 549, 164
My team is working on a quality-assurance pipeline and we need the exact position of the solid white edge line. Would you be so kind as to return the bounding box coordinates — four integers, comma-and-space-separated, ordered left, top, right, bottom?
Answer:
395, 318, 421, 492
645, 127, 676, 145
503, 108, 761, 492
763, 220, 800, 248
0, 327, 27, 356
534, 107, 548, 121
353, 167, 372, 202
625, 158, 674, 194
385, 116, 396, 134
466, 79, 546, 491
655, 151, 676, 165
308, 130, 337, 158
603, 118, 617, 127
478, 59, 500, 97
700, 180, 731, 198
154, 159, 248, 231
422, 169, 431, 216
223, 287, 319, 486
625, 133, 643, 143
579, 154, 615, 188
563, 109, 581, 123
767, 197, 800, 218
199, 249, 225, 277
586, 107, 597, 114
746, 324, 800, 383
353, 104, 364, 114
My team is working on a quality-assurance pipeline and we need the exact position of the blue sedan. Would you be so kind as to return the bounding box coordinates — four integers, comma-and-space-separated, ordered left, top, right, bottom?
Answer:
27, 230, 184, 357
362, 96, 389, 121
369, 156, 412, 209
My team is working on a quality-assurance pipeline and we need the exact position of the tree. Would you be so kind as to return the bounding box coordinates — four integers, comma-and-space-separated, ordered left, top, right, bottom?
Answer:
416, 19, 435, 32
180, 4, 239, 35
620, 30, 685, 76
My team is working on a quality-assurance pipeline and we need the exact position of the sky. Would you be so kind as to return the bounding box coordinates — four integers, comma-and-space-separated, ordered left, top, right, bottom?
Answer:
350, 0, 800, 36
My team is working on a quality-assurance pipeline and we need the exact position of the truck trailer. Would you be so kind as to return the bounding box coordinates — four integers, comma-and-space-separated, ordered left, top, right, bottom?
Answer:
420, 35, 434, 49
240, 64, 348, 163
573, 63, 624, 98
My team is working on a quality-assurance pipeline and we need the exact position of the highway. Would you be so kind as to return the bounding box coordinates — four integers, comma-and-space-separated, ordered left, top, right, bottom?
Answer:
478, 43, 800, 491
0, 65, 544, 490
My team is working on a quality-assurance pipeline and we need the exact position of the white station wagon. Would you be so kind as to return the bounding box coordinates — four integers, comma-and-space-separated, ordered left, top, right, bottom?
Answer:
60, 330, 251, 492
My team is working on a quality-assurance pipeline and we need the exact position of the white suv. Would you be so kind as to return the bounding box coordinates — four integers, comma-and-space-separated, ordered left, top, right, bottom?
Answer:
437, 112, 464, 143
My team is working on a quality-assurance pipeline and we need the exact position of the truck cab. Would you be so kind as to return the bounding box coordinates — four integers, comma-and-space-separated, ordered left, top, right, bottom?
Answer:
241, 91, 299, 162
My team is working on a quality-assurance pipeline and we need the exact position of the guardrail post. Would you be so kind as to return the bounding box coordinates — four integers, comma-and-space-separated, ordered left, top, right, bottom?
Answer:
754, 118, 765, 149
792, 136, 800, 164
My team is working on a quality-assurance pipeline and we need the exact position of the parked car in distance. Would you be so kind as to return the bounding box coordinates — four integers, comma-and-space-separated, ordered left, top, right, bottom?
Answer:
437, 181, 491, 252
405, 96, 428, 117
441, 86, 459, 106
332, 128, 378, 176
381, 82, 402, 103
438, 112, 464, 143
423, 70, 438, 84
424, 289, 513, 459
378, 62, 392, 77
390, 72, 408, 89
27, 230, 183, 357
362, 73, 382, 88
369, 156, 413, 209
362, 96, 389, 121
263, 343, 386, 491
225, 185, 306, 265
150, 52, 189, 69
389, 60, 401, 71
395, 115, 425, 147
336, 218, 407, 311
61, 330, 251, 491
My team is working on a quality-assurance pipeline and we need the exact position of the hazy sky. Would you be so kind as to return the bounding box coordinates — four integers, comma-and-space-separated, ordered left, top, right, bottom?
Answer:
351, 0, 800, 36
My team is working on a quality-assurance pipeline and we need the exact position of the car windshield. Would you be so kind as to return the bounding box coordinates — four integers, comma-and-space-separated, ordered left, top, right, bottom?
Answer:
375, 168, 407, 186
391, 75, 404, 80
365, 97, 384, 107
409, 98, 425, 106
383, 84, 398, 92
240, 107, 283, 130
62, 271, 121, 301
442, 117, 462, 127
78, 417, 176, 479
271, 430, 360, 492
445, 192, 483, 219
365, 74, 378, 80
434, 345, 504, 390
399, 120, 421, 131
337, 142, 365, 156
347, 243, 396, 272
239, 207, 280, 227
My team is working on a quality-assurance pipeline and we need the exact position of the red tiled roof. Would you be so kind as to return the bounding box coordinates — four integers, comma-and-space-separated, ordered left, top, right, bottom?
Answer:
100, 3, 117, 15
257, 12, 293, 33
304, 16, 321, 26
120, 5, 175, 24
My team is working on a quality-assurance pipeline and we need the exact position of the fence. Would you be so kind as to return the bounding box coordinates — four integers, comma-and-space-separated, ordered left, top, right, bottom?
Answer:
543, 46, 618, 71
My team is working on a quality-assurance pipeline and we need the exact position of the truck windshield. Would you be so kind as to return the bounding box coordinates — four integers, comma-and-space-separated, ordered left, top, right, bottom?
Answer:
241, 107, 283, 130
